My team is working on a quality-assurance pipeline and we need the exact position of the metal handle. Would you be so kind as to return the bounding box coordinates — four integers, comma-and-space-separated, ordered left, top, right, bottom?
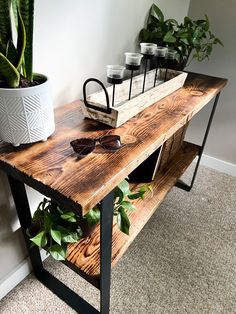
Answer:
83, 78, 111, 114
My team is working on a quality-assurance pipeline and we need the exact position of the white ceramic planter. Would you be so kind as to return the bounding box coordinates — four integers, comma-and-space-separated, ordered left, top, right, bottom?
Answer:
0, 74, 55, 146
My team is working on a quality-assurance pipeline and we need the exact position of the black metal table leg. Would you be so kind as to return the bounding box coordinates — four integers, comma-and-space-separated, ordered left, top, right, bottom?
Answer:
100, 190, 114, 314
7, 175, 44, 275
175, 92, 221, 191
7, 174, 100, 313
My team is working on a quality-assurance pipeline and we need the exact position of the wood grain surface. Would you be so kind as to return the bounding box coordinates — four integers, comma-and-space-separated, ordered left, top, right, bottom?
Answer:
66, 142, 200, 277
0, 72, 227, 215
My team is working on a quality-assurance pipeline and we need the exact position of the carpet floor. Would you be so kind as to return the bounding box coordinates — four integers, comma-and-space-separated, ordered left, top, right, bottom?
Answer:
0, 165, 236, 314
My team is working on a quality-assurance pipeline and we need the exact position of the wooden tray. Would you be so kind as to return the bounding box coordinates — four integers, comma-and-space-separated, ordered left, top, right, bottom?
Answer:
81, 69, 188, 128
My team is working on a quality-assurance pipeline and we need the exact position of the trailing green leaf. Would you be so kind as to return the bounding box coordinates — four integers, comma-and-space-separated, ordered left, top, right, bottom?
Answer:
27, 179, 152, 262
120, 201, 136, 211
117, 207, 130, 235
84, 206, 100, 226
49, 244, 67, 261
50, 229, 62, 245
61, 212, 77, 222
62, 232, 80, 243
30, 231, 47, 247
117, 179, 131, 196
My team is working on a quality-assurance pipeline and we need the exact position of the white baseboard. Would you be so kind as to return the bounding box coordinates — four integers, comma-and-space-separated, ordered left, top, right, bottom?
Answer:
0, 250, 48, 300
200, 153, 236, 177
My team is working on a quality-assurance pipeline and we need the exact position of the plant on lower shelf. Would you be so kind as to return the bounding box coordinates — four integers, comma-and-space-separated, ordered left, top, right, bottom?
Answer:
27, 179, 152, 261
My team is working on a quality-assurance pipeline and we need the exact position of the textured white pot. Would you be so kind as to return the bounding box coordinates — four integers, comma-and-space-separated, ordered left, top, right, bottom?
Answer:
0, 74, 55, 146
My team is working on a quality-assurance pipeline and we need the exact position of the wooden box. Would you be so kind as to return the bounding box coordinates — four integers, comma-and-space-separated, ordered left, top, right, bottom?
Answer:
158, 123, 189, 172
81, 69, 188, 128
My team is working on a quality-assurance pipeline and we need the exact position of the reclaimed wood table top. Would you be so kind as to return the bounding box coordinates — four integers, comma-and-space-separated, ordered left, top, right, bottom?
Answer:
0, 72, 227, 215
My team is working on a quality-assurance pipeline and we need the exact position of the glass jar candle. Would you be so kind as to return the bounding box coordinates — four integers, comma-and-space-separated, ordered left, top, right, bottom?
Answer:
106, 65, 125, 84
125, 52, 143, 70
140, 43, 157, 56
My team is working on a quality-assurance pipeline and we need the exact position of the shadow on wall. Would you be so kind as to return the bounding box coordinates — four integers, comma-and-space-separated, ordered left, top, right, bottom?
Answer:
0, 172, 20, 235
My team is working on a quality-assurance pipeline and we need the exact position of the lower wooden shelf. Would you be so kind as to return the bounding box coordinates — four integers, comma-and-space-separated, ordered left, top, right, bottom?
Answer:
66, 142, 200, 277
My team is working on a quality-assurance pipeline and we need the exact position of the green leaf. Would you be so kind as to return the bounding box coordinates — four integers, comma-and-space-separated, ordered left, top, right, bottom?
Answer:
163, 31, 176, 43
84, 207, 100, 226
117, 179, 131, 196
214, 37, 223, 46
49, 244, 67, 261
180, 38, 189, 45
32, 208, 44, 222
184, 16, 192, 25
62, 232, 80, 243
56, 206, 63, 214
44, 212, 53, 230
16, 5, 26, 70
50, 229, 62, 245
114, 186, 124, 203
150, 4, 164, 23
19, 0, 34, 81
117, 207, 130, 235
6, 40, 18, 66
12, 0, 19, 29
0, 39, 5, 54
0, 0, 12, 50
165, 19, 178, 26
61, 212, 77, 222
128, 192, 141, 200
76, 227, 83, 239
30, 231, 47, 247
120, 201, 136, 211
0, 52, 20, 87
204, 15, 209, 31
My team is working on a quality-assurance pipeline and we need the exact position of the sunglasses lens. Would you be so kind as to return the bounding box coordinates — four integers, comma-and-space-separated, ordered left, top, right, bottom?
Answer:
70, 138, 95, 155
100, 135, 121, 151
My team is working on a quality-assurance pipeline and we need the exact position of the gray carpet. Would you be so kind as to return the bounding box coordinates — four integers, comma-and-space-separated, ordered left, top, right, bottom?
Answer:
1, 165, 236, 314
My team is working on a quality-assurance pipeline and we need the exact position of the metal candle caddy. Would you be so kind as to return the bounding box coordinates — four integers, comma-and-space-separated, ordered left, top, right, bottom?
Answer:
83, 43, 177, 114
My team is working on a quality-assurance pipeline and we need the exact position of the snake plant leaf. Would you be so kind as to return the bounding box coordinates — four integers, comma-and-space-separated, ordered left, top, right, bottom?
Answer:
12, 0, 19, 30
0, 0, 12, 51
6, 39, 19, 66
0, 39, 6, 54
16, 7, 26, 70
19, 0, 34, 81
0, 52, 20, 87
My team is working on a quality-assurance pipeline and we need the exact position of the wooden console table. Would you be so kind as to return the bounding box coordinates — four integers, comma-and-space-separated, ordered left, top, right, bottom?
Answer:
0, 72, 227, 313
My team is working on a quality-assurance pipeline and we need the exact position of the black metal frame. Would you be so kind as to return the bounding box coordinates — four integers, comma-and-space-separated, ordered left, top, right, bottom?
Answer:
8, 174, 114, 314
175, 92, 221, 192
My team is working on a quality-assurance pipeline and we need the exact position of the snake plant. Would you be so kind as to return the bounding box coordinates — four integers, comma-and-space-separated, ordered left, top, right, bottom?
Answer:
0, 0, 34, 88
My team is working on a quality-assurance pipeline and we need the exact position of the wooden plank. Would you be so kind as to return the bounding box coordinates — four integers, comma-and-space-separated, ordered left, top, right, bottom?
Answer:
82, 69, 188, 127
66, 142, 200, 277
0, 73, 227, 215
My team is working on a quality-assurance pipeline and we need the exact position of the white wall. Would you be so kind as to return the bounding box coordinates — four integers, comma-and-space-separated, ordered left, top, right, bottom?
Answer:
34, 0, 190, 107
186, 0, 236, 166
0, 0, 190, 298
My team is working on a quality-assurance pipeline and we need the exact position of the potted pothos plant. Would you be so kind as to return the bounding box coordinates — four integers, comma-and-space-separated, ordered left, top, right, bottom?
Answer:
27, 179, 152, 261
0, 0, 55, 147
139, 4, 223, 70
